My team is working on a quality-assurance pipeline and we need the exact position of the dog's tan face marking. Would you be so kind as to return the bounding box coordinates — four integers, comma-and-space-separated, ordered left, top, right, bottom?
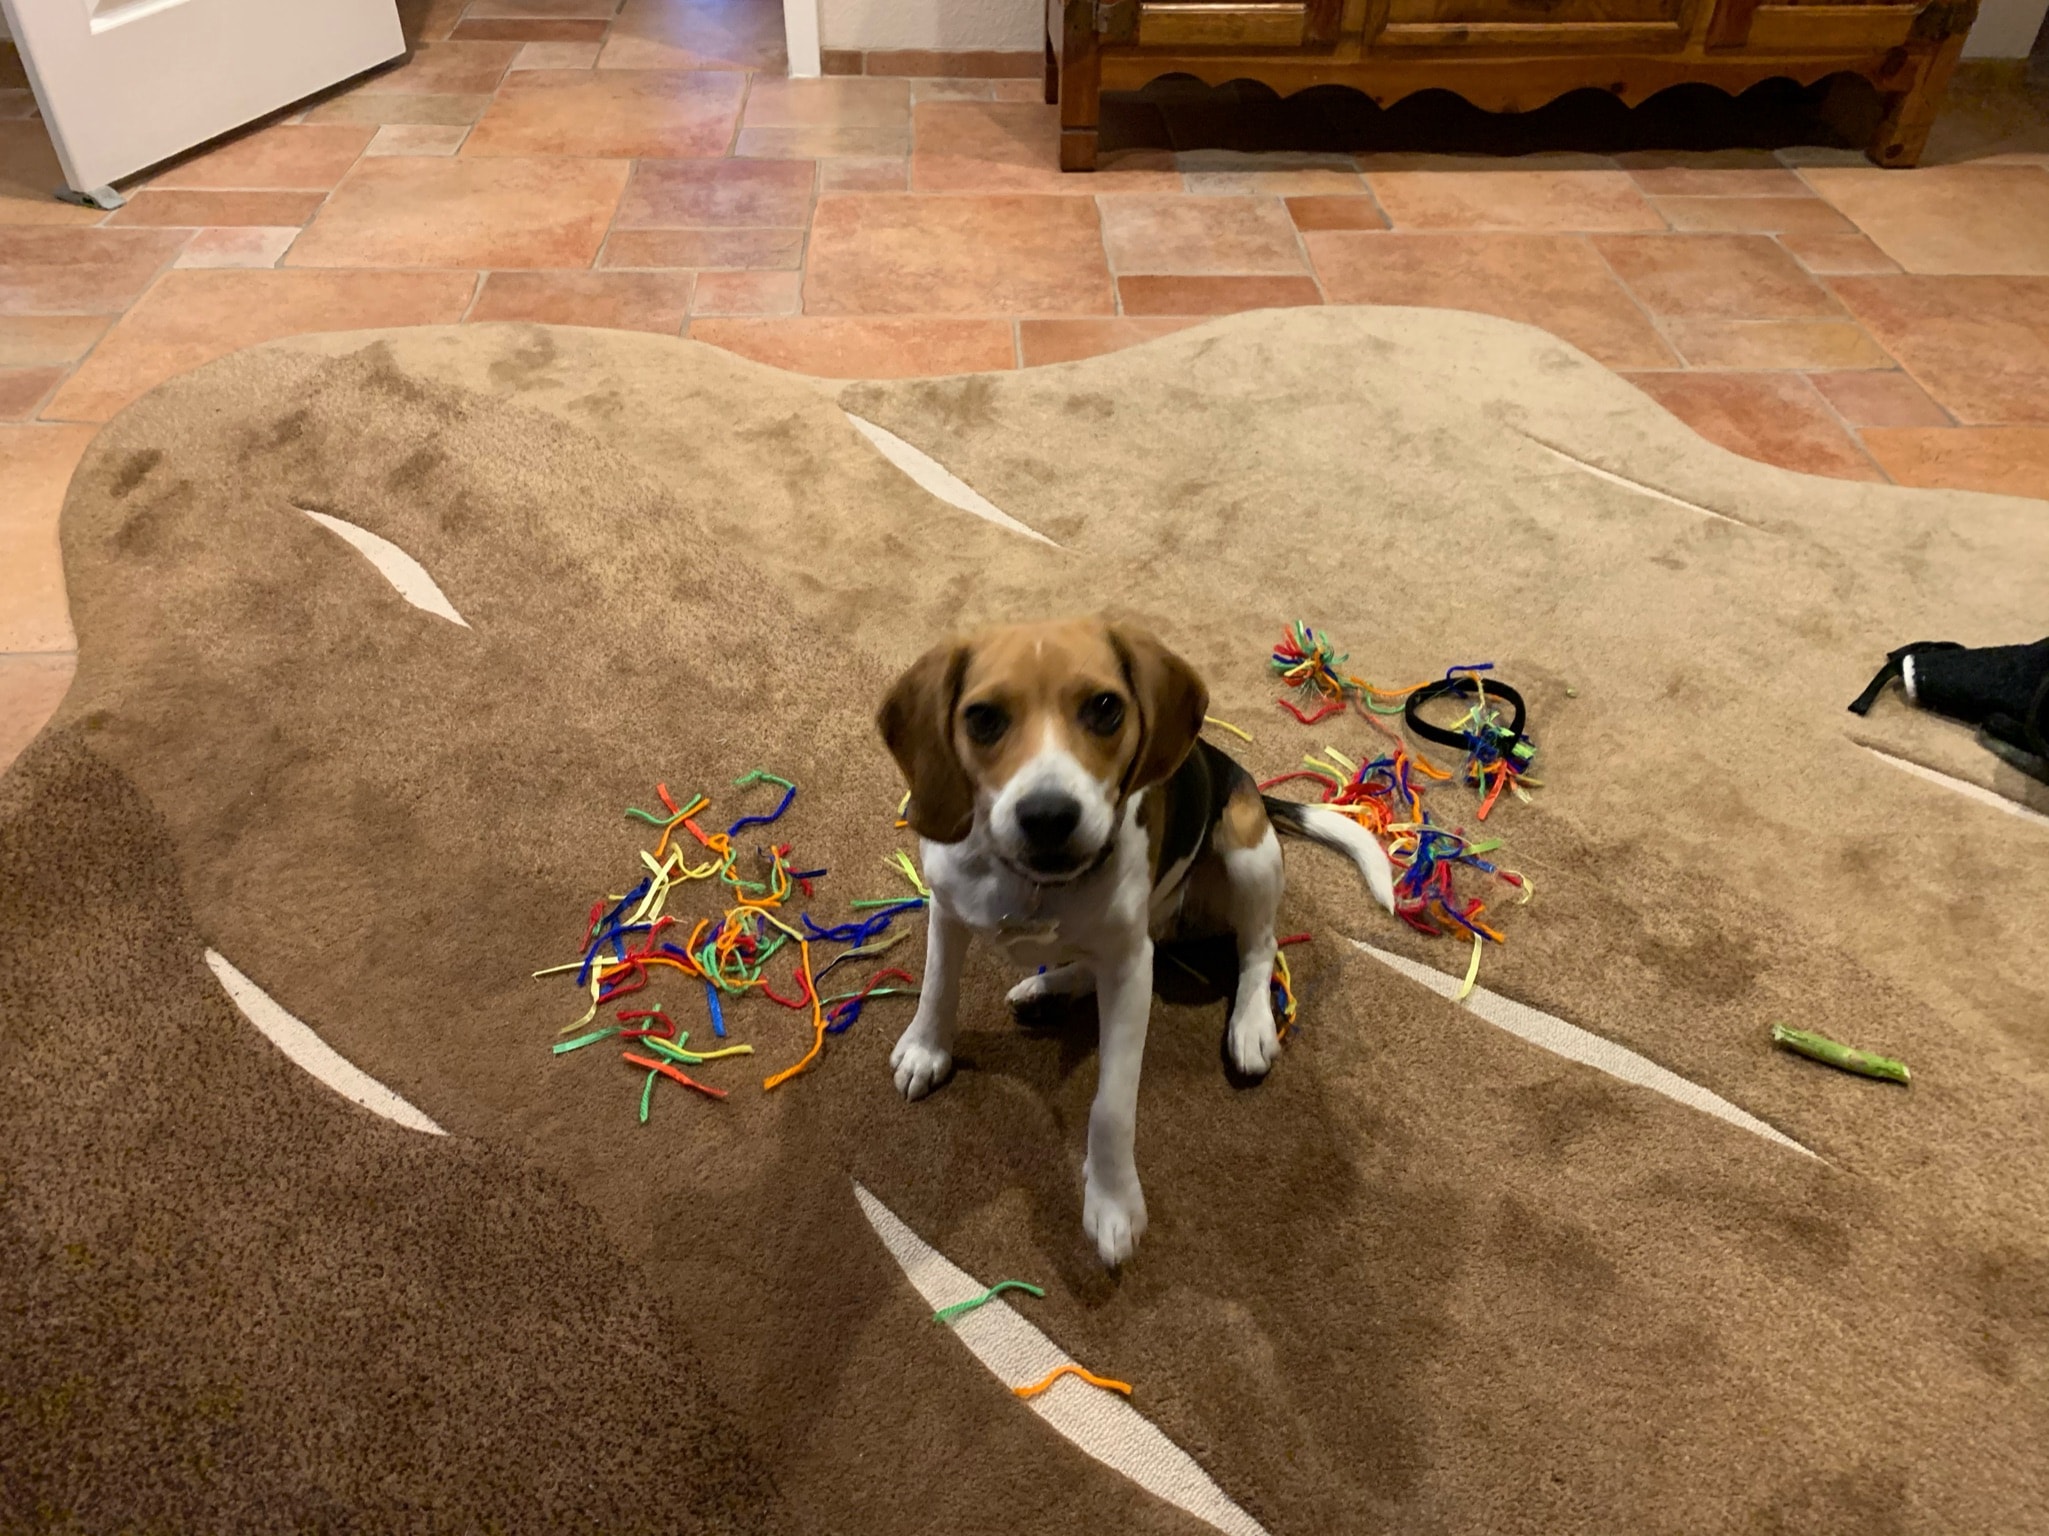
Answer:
878, 618, 1208, 876
952, 621, 1139, 800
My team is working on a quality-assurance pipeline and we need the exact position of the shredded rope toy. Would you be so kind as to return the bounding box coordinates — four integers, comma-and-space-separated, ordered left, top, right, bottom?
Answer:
1403, 667, 1541, 820
539, 774, 930, 1119
1260, 739, 1530, 995
1259, 632, 1545, 1002
1014, 1364, 1133, 1400
1269, 622, 1443, 724
933, 1281, 1046, 1325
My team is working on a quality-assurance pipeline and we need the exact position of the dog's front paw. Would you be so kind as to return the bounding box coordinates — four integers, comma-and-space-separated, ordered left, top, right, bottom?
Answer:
890, 1031, 953, 1101
1005, 971, 1055, 1009
1005, 963, 1094, 1020
1226, 997, 1281, 1079
1082, 1165, 1148, 1268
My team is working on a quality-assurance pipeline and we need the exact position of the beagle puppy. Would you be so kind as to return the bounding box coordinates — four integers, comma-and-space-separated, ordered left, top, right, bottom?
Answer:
878, 619, 1395, 1267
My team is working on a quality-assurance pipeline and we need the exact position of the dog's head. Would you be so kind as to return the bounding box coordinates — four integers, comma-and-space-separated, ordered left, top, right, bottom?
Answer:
878, 619, 1208, 879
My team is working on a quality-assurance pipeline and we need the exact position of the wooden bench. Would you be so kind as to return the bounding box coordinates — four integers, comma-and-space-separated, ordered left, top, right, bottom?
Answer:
1044, 0, 1978, 169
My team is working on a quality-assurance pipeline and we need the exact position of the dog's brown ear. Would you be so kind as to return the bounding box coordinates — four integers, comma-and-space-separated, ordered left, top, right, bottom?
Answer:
1110, 622, 1208, 793
877, 639, 975, 843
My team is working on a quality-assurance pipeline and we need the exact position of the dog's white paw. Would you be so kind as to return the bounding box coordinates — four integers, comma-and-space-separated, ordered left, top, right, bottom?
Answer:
1006, 964, 1094, 1010
1227, 998, 1282, 1079
1082, 1164, 1147, 1268
1006, 972, 1053, 1008
890, 1030, 953, 1101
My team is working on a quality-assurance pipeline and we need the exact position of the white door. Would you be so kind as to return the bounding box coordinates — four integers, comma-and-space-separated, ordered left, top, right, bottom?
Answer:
0, 0, 404, 204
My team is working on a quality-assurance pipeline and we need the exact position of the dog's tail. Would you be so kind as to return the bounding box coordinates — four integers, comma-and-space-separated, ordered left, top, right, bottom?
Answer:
1263, 798, 1396, 914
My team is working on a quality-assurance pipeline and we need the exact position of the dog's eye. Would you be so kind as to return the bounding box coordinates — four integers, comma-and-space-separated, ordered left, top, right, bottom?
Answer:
1080, 692, 1125, 736
962, 702, 1009, 747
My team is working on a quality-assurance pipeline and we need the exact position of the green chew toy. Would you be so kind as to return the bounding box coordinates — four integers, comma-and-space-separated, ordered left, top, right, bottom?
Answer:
1771, 1024, 1911, 1085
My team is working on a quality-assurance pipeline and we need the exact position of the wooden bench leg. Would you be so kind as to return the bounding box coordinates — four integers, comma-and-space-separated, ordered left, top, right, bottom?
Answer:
1044, 32, 1059, 105
1057, 0, 1101, 172
1868, 29, 1967, 166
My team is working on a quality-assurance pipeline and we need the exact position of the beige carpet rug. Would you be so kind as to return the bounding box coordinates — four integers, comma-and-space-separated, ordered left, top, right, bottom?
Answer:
3, 308, 2046, 1535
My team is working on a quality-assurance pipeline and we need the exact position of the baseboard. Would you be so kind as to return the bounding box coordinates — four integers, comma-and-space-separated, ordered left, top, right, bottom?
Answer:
820, 48, 1041, 78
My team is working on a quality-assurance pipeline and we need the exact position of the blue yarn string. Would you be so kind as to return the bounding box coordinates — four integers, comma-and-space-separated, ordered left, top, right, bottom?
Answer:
802, 899, 924, 949
726, 784, 796, 837
576, 877, 653, 985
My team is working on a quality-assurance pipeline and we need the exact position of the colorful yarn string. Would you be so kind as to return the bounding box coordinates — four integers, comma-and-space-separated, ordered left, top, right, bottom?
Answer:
539, 775, 931, 1120
1014, 1364, 1132, 1400
1271, 932, 1309, 1040
1442, 678, 1541, 820
823, 967, 918, 1034
933, 1281, 1046, 1325
1269, 622, 1441, 725
1255, 630, 1544, 1004
1259, 742, 1530, 991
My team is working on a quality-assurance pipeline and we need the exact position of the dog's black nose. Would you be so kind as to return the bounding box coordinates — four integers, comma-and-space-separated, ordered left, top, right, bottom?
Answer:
1015, 792, 1081, 852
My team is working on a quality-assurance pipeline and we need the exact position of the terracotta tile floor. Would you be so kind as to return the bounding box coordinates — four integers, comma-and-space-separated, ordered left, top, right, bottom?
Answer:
2, 5, 2048, 765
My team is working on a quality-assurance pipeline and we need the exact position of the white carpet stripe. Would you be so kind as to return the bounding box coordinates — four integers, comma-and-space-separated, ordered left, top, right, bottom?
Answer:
1860, 744, 2049, 830
1353, 943, 1815, 1159
206, 950, 447, 1136
299, 509, 470, 627
853, 1182, 1268, 1536
841, 414, 1060, 547
1520, 435, 1751, 528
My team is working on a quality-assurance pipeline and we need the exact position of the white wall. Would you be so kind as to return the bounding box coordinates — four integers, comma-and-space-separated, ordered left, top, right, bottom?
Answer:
820, 0, 2041, 54
819, 0, 1040, 51
1963, 0, 2049, 55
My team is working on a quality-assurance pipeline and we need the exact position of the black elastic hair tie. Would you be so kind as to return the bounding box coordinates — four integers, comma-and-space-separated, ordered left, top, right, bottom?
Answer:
1404, 675, 1534, 768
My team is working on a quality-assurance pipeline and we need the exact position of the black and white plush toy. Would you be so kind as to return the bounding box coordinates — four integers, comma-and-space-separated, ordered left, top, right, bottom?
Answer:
1849, 637, 2049, 783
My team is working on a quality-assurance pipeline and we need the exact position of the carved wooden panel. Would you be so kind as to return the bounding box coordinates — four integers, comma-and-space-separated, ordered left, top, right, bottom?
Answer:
1367, 0, 1694, 47
1704, 0, 1762, 46
1133, 1, 1343, 46
1746, 1, 1919, 47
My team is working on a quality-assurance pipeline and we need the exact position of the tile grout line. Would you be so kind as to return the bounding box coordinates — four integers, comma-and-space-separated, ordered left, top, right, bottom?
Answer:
34, 228, 195, 425
794, 151, 821, 320
725, 68, 755, 159
590, 129, 638, 273
20, 349, 88, 424
1813, 269, 1960, 428
1281, 189, 1329, 304
1591, 223, 1893, 481
1351, 161, 1394, 231
279, 119, 378, 271
1093, 192, 1121, 317
1585, 233, 1686, 370
11, 368, 65, 423
1789, 369, 1895, 483
457, 268, 488, 322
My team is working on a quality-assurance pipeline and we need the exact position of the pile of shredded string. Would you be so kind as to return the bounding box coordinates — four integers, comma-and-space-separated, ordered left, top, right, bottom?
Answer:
1257, 622, 1541, 1001
536, 771, 930, 1124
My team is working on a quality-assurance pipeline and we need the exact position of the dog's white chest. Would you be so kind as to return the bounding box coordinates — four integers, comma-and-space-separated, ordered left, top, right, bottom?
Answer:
991, 918, 1069, 966
922, 837, 1097, 965
978, 891, 1078, 966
